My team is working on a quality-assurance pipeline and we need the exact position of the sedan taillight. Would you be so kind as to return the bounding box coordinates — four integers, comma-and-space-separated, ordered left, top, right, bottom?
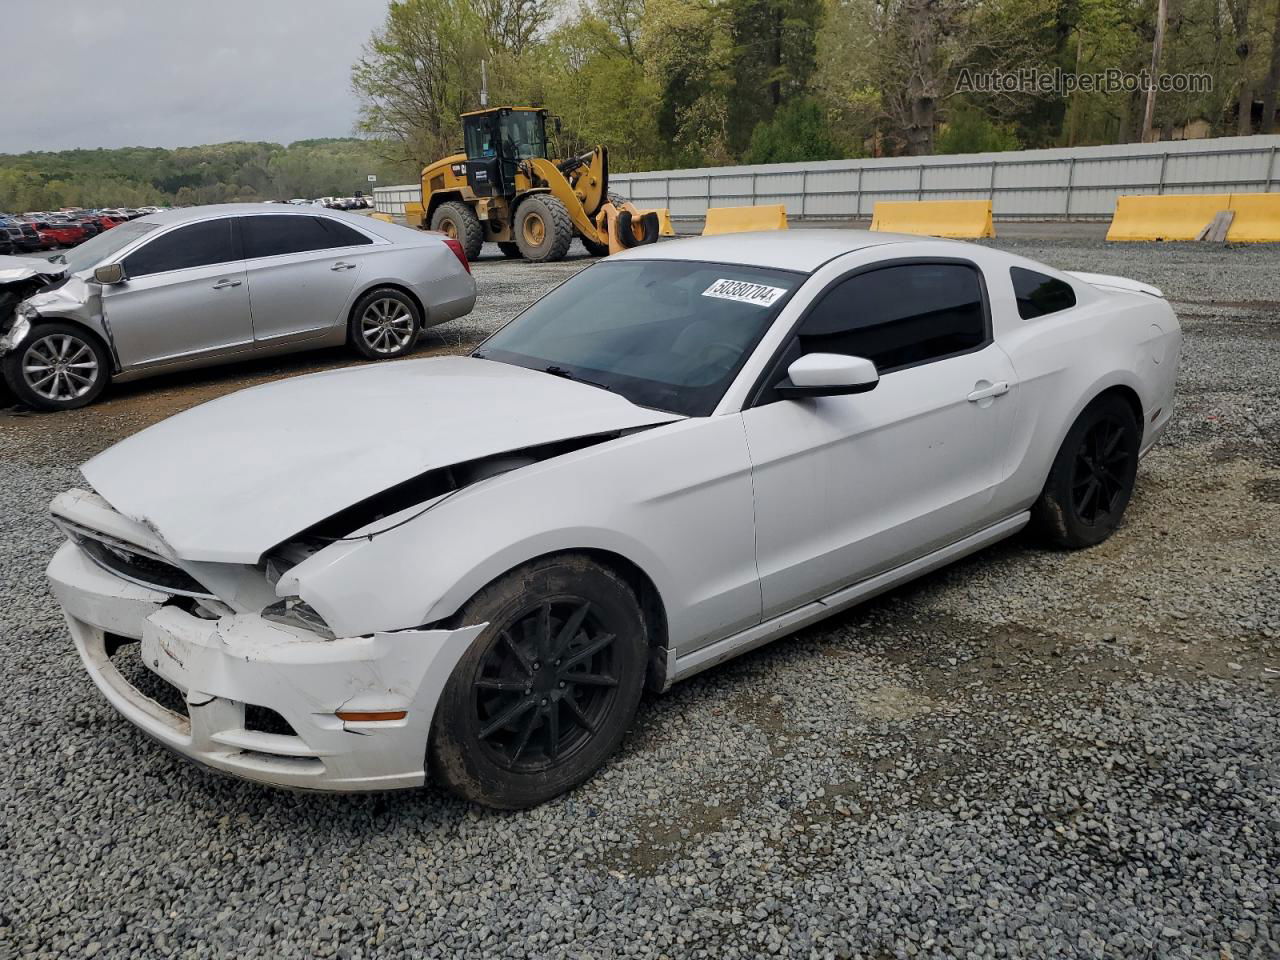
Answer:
443, 237, 470, 273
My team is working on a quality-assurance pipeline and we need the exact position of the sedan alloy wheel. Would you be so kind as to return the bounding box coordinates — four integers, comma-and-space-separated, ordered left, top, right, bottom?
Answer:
24, 333, 100, 401
360, 298, 415, 355
2, 322, 110, 411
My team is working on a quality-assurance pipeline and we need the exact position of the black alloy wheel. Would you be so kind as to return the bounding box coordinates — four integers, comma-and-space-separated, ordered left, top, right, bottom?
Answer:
1033, 393, 1140, 548
472, 600, 619, 772
429, 554, 648, 809
1070, 414, 1132, 526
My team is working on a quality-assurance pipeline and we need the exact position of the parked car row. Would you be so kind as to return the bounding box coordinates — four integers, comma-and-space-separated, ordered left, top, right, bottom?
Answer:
0, 206, 160, 253
274, 196, 374, 210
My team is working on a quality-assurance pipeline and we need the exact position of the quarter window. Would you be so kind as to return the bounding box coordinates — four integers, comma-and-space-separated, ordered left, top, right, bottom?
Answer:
240, 215, 372, 259
123, 219, 237, 277
795, 262, 988, 372
1011, 267, 1076, 319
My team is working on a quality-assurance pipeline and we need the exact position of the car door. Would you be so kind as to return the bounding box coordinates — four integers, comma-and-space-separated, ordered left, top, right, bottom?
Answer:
238, 214, 374, 344
742, 260, 1018, 619
103, 217, 251, 370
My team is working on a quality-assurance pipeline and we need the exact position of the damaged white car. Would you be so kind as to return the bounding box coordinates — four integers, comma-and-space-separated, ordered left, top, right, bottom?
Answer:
48, 232, 1180, 808
1, 205, 475, 411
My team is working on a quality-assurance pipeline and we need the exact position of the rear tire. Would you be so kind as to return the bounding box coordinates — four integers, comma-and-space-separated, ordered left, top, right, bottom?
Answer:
514, 195, 573, 263
1, 321, 110, 411
429, 554, 649, 809
1032, 394, 1140, 549
347, 287, 422, 360
430, 201, 483, 261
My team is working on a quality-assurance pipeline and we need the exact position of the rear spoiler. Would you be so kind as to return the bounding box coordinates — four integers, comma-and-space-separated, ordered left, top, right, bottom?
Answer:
1065, 271, 1163, 299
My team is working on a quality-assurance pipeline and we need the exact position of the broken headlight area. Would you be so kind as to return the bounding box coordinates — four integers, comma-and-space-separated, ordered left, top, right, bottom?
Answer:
261, 597, 336, 640
54, 516, 216, 599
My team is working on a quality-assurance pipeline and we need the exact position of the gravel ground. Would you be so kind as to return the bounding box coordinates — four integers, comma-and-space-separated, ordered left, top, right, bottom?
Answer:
2, 234, 1278, 959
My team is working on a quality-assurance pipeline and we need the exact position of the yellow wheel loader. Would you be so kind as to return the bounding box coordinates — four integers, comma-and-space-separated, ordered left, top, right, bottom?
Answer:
418, 106, 660, 262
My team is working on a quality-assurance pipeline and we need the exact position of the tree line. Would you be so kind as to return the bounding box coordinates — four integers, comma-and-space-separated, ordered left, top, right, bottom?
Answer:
0, 140, 419, 213
352, 0, 1280, 169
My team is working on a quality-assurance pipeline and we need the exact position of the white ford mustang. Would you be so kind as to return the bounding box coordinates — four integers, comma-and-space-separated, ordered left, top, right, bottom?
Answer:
47, 231, 1181, 808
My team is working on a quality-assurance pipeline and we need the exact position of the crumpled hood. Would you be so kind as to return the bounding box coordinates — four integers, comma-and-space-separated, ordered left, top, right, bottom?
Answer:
0, 254, 66, 285
82, 356, 681, 563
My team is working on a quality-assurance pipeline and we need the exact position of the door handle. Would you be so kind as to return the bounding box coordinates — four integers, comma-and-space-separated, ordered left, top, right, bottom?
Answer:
966, 381, 1009, 403
211, 278, 242, 289
330, 261, 356, 271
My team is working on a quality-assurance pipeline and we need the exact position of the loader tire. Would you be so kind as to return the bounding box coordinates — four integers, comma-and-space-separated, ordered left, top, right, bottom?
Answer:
616, 209, 659, 249
515, 195, 573, 262
431, 201, 483, 261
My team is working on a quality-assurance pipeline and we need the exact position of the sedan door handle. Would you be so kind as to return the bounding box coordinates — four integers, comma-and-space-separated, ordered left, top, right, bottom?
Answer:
330, 261, 356, 271
966, 381, 1009, 402
211, 278, 242, 289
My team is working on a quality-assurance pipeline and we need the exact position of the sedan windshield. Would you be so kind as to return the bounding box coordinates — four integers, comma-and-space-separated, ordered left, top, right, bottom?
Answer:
475, 259, 802, 416
57, 220, 157, 274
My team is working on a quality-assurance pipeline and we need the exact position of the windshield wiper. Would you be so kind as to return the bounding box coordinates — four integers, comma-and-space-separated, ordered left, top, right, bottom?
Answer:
542, 364, 613, 393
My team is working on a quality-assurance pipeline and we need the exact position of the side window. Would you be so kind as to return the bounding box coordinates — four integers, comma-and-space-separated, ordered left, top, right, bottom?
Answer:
240, 215, 369, 259
316, 217, 374, 248
123, 219, 237, 278
795, 263, 988, 373
1011, 266, 1076, 319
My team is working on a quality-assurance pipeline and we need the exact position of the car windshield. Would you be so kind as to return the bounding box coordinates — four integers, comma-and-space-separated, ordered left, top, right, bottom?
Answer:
475, 259, 803, 416
56, 220, 157, 274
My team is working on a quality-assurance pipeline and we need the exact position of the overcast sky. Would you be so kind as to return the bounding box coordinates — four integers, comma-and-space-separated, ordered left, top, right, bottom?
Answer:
1, 0, 390, 153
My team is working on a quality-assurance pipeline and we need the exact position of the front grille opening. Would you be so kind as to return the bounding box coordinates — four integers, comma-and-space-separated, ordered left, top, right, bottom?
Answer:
244, 703, 297, 737
105, 634, 189, 718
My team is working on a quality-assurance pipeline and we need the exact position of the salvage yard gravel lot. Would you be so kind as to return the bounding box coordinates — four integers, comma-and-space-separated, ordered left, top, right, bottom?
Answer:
2, 235, 1278, 959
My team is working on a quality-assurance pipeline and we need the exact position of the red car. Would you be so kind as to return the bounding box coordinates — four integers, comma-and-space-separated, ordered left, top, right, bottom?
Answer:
27, 220, 88, 249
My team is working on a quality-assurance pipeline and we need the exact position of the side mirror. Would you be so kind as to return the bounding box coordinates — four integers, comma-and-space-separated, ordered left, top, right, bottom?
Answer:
93, 262, 126, 285
553, 116, 562, 134
778, 353, 879, 399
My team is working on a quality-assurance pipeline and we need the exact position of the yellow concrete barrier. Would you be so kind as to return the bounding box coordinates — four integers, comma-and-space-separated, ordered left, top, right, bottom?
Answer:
1222, 193, 1280, 242
702, 204, 789, 235
371, 211, 394, 223
1105, 194, 1229, 242
870, 200, 995, 239
1105, 192, 1280, 242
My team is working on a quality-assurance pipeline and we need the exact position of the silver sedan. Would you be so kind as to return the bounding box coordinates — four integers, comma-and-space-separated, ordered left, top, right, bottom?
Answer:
0, 204, 476, 410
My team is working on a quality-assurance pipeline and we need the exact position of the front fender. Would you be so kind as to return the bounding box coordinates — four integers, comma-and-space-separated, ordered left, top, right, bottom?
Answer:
284, 416, 762, 653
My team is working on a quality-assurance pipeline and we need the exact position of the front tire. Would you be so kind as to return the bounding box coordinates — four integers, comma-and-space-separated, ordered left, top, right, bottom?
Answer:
1033, 394, 1140, 548
514, 195, 573, 262
347, 287, 422, 360
1, 322, 110, 411
429, 201, 483, 261
430, 554, 649, 809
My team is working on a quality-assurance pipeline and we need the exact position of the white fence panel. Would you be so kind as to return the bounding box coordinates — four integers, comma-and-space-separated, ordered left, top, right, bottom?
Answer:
377, 137, 1280, 223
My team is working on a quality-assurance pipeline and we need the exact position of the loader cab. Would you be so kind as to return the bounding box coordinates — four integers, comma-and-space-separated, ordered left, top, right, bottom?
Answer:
462, 107, 549, 198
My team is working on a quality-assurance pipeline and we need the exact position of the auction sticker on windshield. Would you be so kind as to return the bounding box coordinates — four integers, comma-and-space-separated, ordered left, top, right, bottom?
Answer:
701, 278, 787, 307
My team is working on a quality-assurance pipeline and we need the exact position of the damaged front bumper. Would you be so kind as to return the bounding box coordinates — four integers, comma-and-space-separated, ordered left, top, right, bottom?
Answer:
48, 539, 483, 791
